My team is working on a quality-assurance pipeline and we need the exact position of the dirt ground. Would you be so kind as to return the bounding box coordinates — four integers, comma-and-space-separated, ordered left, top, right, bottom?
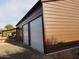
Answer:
0, 42, 79, 59
0, 43, 53, 59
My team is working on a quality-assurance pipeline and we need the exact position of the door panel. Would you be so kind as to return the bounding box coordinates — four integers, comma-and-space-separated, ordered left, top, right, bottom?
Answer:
23, 24, 29, 45
30, 16, 44, 53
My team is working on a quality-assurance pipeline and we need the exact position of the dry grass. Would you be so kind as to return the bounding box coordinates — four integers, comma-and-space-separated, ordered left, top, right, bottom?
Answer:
0, 37, 7, 42
0, 42, 79, 59
0, 43, 54, 59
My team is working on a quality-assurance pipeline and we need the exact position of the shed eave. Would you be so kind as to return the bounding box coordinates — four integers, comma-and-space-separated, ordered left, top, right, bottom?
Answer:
41, 0, 60, 2
16, 0, 42, 26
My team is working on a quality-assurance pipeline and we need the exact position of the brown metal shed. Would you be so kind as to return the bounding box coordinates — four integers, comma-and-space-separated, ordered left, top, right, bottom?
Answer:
16, 0, 79, 53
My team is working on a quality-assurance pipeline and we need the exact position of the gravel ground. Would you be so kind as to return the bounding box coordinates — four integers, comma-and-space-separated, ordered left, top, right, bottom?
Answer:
0, 42, 79, 59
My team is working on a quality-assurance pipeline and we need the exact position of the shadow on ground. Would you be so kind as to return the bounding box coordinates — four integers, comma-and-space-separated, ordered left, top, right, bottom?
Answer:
0, 42, 54, 59
0, 42, 79, 59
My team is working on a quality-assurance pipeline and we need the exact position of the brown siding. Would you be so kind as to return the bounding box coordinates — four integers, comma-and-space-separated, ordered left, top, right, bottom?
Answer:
43, 0, 79, 51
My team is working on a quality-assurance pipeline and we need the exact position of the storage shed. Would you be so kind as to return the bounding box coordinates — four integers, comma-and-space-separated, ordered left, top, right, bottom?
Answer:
16, 0, 79, 53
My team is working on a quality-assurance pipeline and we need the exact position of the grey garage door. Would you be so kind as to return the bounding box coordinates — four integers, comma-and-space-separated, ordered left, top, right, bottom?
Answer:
23, 24, 29, 45
30, 16, 44, 53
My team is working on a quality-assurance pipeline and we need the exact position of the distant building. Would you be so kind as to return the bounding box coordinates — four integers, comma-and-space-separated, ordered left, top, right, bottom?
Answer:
16, 0, 79, 53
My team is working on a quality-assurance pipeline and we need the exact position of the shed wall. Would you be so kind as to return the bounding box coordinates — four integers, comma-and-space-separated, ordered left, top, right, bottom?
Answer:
17, 7, 42, 27
16, 6, 44, 53
42, 0, 79, 52
16, 7, 42, 42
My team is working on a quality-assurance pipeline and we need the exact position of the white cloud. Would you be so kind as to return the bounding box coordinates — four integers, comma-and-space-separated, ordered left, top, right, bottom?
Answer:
0, 0, 38, 28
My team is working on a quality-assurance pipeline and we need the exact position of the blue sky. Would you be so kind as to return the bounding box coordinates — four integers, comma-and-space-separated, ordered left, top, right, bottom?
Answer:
0, 0, 38, 28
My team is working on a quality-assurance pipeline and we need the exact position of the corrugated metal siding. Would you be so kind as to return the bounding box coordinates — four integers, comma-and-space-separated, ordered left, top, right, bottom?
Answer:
43, 0, 79, 46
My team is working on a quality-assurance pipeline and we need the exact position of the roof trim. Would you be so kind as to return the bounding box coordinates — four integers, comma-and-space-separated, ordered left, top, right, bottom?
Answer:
2, 28, 17, 32
41, 0, 60, 2
16, 0, 42, 26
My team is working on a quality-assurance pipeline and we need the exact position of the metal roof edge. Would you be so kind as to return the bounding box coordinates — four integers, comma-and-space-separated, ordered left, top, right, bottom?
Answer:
16, 0, 42, 26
